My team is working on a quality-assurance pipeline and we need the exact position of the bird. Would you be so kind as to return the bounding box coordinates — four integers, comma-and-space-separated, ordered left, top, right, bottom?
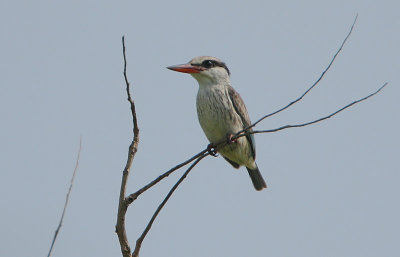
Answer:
167, 56, 267, 191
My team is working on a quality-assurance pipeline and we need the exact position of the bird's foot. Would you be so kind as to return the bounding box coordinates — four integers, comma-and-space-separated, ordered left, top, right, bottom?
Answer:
207, 143, 218, 157
226, 134, 237, 145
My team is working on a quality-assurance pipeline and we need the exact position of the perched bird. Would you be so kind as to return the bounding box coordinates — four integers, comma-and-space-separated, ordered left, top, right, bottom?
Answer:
167, 56, 267, 191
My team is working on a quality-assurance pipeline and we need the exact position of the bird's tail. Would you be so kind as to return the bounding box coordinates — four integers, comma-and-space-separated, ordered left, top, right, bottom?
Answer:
246, 165, 267, 191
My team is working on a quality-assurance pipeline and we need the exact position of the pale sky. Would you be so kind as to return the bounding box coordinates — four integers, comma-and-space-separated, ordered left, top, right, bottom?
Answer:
1, 1, 399, 257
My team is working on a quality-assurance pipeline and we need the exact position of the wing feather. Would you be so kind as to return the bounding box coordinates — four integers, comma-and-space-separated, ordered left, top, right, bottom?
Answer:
227, 86, 256, 159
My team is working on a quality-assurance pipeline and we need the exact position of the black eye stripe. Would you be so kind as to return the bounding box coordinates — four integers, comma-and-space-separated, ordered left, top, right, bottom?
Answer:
197, 59, 230, 76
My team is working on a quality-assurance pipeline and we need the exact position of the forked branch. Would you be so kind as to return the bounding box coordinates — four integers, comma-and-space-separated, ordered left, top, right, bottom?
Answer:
241, 14, 358, 133
132, 153, 208, 257
233, 82, 387, 139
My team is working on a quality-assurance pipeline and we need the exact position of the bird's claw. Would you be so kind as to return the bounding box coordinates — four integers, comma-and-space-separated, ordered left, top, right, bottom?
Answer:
207, 143, 218, 157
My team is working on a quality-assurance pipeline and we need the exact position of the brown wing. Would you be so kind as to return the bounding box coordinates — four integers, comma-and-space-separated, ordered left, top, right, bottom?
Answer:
227, 85, 256, 159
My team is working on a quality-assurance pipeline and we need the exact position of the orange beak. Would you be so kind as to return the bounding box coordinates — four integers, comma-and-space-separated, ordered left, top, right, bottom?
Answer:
167, 63, 203, 74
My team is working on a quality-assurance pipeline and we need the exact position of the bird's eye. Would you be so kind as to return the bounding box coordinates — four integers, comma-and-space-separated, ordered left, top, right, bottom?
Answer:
202, 60, 214, 68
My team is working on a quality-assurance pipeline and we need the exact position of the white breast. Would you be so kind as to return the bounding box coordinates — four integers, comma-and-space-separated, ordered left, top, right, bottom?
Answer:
196, 85, 242, 143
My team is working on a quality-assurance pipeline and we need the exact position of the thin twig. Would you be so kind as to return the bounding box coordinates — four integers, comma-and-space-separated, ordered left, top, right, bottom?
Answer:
126, 149, 208, 203
116, 36, 140, 257
47, 136, 82, 257
132, 153, 208, 257
240, 14, 358, 134
235, 82, 388, 138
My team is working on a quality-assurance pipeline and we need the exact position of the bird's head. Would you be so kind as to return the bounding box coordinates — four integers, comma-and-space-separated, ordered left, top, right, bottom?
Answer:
167, 56, 230, 86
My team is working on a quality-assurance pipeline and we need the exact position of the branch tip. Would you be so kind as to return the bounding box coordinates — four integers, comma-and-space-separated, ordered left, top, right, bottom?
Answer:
244, 14, 358, 132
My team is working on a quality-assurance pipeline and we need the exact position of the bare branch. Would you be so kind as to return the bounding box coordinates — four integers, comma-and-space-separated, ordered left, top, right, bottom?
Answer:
47, 136, 82, 257
116, 36, 140, 257
243, 14, 358, 133
115, 36, 205, 257
132, 153, 208, 257
234, 82, 388, 138
126, 149, 208, 203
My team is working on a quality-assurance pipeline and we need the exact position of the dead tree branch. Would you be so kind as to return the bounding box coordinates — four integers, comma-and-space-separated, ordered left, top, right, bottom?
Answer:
234, 82, 387, 139
115, 36, 140, 257
126, 149, 208, 203
47, 136, 82, 257
132, 153, 208, 257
